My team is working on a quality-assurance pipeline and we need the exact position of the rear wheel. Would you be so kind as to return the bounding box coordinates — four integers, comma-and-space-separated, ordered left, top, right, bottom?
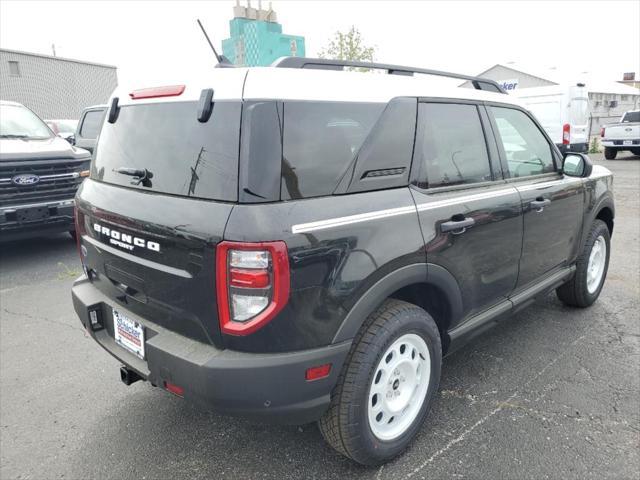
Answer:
604, 147, 617, 160
318, 299, 442, 465
631, 148, 640, 156
556, 219, 610, 307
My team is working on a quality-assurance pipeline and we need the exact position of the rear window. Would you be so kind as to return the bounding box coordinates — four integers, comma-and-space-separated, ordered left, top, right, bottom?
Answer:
570, 98, 589, 125
282, 102, 385, 199
92, 101, 241, 202
622, 111, 640, 123
79, 110, 105, 139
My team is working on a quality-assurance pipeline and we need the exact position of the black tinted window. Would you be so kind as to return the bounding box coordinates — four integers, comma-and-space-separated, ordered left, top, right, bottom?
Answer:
92, 101, 240, 202
490, 106, 555, 177
622, 111, 640, 123
80, 110, 105, 139
416, 103, 491, 188
282, 101, 385, 199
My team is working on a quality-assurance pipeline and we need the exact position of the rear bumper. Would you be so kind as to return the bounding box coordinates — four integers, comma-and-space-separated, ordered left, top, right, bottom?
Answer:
556, 142, 588, 153
72, 275, 351, 424
0, 199, 75, 241
602, 139, 640, 148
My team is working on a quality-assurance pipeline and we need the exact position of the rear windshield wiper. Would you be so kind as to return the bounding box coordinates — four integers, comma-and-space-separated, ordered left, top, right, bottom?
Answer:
114, 167, 153, 187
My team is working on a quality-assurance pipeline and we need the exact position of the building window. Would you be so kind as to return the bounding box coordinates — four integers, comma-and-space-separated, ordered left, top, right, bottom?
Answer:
621, 95, 629, 101
8, 61, 21, 77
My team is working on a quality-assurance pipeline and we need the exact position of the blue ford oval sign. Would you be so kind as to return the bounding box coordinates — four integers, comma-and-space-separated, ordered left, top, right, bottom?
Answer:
12, 174, 40, 186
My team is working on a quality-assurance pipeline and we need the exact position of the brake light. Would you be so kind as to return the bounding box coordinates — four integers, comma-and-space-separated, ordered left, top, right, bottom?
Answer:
129, 85, 185, 100
600, 127, 605, 138
216, 241, 290, 336
562, 123, 571, 145
74, 205, 83, 260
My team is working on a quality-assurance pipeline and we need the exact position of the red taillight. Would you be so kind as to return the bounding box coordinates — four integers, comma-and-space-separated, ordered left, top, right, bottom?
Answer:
305, 364, 332, 381
164, 381, 184, 397
600, 127, 605, 138
129, 85, 185, 100
74, 205, 83, 260
216, 241, 290, 336
562, 123, 571, 145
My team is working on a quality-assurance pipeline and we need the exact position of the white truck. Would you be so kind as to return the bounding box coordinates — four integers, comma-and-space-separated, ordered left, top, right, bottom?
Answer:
513, 84, 590, 153
601, 110, 640, 159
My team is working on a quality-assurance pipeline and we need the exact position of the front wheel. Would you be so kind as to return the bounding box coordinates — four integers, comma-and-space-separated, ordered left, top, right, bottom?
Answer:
631, 148, 640, 156
604, 147, 617, 160
318, 299, 442, 465
557, 219, 610, 307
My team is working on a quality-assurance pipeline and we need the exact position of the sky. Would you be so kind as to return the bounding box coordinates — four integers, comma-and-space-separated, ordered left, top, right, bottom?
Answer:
1, 0, 639, 88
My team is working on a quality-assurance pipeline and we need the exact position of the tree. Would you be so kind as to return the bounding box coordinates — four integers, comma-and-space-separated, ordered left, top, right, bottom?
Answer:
318, 26, 376, 64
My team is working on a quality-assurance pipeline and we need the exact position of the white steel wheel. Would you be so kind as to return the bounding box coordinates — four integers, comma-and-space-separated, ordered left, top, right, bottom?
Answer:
367, 333, 431, 441
586, 235, 607, 294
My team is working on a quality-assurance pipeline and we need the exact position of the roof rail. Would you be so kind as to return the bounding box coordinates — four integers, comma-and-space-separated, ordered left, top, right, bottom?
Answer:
272, 57, 506, 94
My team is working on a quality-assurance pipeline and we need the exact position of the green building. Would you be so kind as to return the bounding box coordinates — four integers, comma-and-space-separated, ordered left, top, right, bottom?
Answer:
222, 1, 305, 67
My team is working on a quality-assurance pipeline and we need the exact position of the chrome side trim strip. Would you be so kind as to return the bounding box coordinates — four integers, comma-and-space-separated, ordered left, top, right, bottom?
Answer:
516, 179, 579, 192
292, 205, 417, 234
291, 187, 517, 234
416, 187, 515, 212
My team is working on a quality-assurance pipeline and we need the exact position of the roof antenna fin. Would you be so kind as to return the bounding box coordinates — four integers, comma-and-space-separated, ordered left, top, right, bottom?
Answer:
197, 19, 233, 68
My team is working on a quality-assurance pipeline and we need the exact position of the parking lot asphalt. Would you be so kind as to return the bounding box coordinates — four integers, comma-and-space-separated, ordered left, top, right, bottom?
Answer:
1, 153, 638, 480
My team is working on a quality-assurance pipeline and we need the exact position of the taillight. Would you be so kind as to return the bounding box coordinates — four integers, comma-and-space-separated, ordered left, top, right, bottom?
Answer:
562, 123, 571, 145
600, 127, 605, 138
216, 241, 290, 336
129, 84, 185, 100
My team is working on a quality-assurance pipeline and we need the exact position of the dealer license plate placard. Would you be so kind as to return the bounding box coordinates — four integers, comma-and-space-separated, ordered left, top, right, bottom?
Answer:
113, 309, 145, 359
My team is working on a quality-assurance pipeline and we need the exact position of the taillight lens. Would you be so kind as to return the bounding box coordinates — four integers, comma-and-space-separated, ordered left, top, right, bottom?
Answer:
216, 241, 290, 336
600, 127, 605, 138
562, 123, 571, 145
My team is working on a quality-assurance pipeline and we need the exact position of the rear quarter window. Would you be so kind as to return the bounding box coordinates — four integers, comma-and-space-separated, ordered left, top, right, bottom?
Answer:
92, 101, 241, 202
281, 101, 385, 199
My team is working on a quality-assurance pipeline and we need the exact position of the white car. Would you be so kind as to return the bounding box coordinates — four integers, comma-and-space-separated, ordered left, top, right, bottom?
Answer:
601, 110, 640, 159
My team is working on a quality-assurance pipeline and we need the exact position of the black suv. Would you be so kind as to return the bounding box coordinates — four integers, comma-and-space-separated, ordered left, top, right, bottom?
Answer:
1, 101, 91, 241
72, 58, 614, 465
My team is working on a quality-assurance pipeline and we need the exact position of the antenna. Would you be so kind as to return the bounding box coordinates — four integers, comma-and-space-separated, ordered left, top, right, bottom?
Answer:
197, 19, 233, 67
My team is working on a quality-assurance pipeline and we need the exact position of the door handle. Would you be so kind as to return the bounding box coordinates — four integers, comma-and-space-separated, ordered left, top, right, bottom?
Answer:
441, 217, 475, 234
530, 198, 551, 212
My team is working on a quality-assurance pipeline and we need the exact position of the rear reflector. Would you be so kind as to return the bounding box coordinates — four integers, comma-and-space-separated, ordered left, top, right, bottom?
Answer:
306, 364, 332, 381
129, 85, 186, 100
230, 268, 270, 288
164, 381, 184, 397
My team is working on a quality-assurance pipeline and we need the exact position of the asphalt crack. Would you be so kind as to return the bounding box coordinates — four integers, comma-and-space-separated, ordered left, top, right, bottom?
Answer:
2, 308, 84, 334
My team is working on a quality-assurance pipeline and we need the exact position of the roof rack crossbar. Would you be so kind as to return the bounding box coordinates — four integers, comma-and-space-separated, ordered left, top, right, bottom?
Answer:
272, 57, 506, 94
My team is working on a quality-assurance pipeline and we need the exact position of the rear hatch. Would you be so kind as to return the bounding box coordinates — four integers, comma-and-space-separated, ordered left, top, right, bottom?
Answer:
568, 87, 589, 145
76, 85, 243, 347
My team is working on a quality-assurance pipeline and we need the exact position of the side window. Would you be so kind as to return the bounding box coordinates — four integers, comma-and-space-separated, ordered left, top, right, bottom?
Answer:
415, 103, 492, 189
282, 101, 384, 199
490, 106, 555, 178
79, 110, 105, 139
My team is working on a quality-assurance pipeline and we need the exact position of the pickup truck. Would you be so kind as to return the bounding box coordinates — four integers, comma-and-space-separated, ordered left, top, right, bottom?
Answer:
601, 110, 640, 159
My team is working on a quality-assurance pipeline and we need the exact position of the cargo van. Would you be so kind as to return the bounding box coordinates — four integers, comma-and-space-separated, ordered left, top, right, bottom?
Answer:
513, 84, 590, 153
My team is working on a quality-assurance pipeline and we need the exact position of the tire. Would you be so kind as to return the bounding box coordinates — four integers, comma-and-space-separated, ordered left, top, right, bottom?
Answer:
318, 299, 442, 465
69, 230, 77, 241
604, 147, 617, 160
631, 148, 640, 156
556, 219, 610, 308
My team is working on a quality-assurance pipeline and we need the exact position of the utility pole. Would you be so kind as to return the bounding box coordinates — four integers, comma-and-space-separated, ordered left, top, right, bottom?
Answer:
51, 43, 56, 56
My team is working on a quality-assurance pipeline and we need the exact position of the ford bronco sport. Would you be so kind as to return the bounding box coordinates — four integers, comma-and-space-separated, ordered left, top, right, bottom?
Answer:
1, 100, 91, 241
72, 58, 614, 465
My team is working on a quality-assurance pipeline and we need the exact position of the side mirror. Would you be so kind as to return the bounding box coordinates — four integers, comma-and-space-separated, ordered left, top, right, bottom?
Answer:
563, 152, 593, 178
67, 134, 76, 145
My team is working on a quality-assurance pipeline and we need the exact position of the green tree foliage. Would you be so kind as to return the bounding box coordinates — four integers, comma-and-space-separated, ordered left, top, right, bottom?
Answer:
318, 26, 376, 63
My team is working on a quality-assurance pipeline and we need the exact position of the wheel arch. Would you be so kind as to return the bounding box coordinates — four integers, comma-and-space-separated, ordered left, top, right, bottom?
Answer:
332, 263, 463, 354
